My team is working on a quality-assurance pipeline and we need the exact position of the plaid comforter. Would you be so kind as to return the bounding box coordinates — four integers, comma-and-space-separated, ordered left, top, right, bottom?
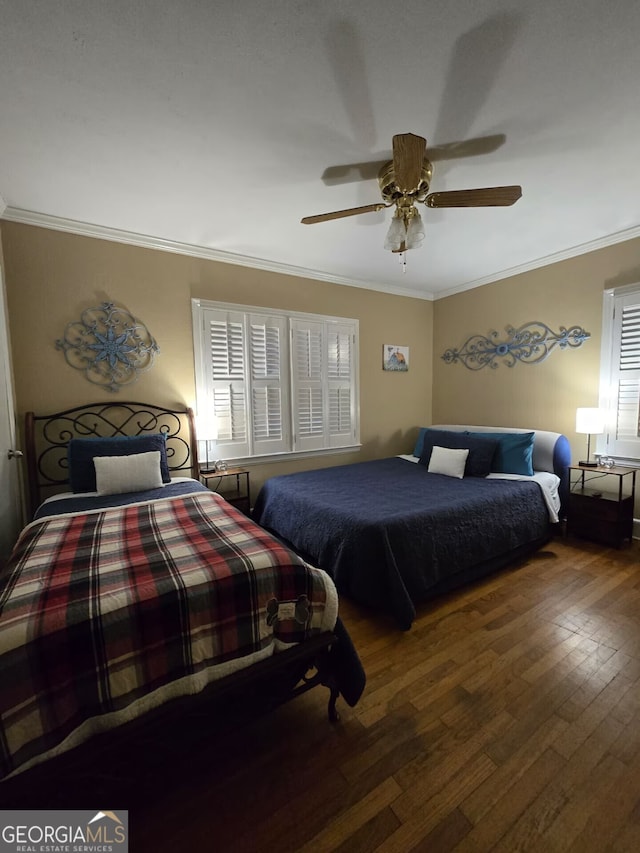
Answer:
0, 491, 338, 779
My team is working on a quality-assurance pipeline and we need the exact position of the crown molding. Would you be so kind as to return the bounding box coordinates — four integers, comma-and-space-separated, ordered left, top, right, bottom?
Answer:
437, 223, 640, 299
3, 205, 639, 302
0, 207, 436, 301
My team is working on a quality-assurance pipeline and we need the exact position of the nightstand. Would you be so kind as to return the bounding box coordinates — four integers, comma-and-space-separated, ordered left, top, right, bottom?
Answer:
567, 464, 636, 548
200, 467, 251, 515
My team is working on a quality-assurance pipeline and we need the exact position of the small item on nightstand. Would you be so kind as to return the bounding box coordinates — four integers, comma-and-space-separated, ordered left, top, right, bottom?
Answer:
215, 460, 228, 472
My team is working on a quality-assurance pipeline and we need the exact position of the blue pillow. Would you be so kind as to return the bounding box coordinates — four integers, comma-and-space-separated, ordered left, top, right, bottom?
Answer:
412, 427, 431, 457
417, 429, 498, 477
68, 434, 171, 493
466, 431, 535, 476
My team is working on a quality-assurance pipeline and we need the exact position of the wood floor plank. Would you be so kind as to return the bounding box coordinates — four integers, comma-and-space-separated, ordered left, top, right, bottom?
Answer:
297, 777, 402, 853
331, 806, 401, 853
485, 648, 597, 764
489, 701, 628, 851
460, 713, 569, 825
339, 707, 447, 785
609, 705, 640, 764
356, 656, 461, 728
407, 807, 473, 853
392, 712, 508, 817
552, 669, 635, 759
376, 751, 496, 851
453, 747, 567, 852
540, 753, 627, 851
408, 649, 501, 713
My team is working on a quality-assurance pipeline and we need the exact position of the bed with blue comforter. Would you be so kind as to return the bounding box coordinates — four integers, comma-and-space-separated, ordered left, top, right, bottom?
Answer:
253, 426, 570, 630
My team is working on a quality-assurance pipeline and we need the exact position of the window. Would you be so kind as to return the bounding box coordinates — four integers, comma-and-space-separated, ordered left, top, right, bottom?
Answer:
599, 283, 640, 462
192, 299, 359, 462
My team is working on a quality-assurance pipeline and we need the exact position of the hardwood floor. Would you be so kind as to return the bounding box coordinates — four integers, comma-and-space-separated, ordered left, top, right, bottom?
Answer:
4, 534, 640, 851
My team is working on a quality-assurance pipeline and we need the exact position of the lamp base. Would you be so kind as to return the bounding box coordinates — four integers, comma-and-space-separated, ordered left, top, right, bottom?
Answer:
578, 460, 598, 467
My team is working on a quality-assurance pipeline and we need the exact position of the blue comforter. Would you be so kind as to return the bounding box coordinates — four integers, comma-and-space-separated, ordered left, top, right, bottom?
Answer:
33, 479, 209, 519
252, 457, 550, 629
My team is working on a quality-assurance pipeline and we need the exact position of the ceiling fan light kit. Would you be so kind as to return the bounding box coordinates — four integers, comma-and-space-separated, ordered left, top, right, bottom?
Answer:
383, 211, 407, 252
384, 208, 425, 258
302, 132, 522, 261
405, 209, 425, 249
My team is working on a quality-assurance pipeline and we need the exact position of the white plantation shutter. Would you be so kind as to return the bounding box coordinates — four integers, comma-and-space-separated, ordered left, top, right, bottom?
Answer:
329, 387, 352, 435
291, 319, 357, 451
212, 386, 247, 442
193, 299, 359, 461
605, 292, 640, 459
292, 320, 325, 451
199, 308, 250, 458
327, 324, 355, 447
249, 314, 289, 454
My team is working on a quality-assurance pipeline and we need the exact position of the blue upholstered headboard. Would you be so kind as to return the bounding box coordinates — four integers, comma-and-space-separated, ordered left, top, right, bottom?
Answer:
430, 424, 571, 516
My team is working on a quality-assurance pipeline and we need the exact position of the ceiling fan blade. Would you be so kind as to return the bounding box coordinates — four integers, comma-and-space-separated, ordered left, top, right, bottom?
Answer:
320, 133, 508, 187
427, 133, 506, 162
425, 185, 522, 208
392, 133, 427, 192
301, 203, 388, 224
321, 160, 388, 186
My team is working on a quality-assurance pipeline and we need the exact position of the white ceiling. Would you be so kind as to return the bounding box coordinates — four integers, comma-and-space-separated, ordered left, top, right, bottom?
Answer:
1, 1, 639, 301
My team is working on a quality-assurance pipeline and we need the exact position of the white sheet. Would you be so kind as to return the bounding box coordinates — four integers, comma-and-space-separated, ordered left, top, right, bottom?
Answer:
397, 455, 561, 523
38, 476, 195, 505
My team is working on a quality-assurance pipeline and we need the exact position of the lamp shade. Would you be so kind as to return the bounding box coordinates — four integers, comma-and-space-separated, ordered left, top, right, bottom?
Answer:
405, 211, 425, 250
196, 412, 219, 441
575, 407, 604, 435
384, 215, 407, 251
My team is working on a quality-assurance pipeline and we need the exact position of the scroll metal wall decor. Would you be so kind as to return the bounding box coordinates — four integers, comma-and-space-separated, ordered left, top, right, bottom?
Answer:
56, 302, 159, 391
441, 322, 591, 370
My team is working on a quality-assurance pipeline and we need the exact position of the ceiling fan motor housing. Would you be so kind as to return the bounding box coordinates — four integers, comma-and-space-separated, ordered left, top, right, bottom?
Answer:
377, 158, 433, 204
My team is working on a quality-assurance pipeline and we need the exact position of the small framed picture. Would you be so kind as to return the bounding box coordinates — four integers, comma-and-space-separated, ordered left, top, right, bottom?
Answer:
383, 344, 409, 371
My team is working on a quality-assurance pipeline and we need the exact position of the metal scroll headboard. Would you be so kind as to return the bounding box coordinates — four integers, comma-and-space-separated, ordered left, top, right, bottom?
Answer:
25, 401, 199, 516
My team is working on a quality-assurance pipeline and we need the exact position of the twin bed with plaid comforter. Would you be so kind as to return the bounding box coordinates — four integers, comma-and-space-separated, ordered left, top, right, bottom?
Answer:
0, 489, 339, 780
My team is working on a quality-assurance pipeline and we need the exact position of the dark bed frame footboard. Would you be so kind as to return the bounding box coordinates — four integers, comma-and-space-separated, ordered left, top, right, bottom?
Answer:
0, 631, 342, 805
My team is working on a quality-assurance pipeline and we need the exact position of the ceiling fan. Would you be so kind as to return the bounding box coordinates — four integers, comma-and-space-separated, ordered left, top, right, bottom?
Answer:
301, 132, 521, 254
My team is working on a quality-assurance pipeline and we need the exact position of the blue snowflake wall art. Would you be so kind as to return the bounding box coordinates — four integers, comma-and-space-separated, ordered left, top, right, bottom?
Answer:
56, 302, 159, 391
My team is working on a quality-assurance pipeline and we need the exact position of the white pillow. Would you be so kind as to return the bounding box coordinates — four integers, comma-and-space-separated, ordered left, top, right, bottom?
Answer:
94, 451, 164, 495
427, 445, 469, 479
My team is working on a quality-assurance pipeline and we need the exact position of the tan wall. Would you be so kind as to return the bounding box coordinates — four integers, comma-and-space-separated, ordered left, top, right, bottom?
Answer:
0, 221, 433, 497
4, 219, 639, 513
432, 237, 640, 464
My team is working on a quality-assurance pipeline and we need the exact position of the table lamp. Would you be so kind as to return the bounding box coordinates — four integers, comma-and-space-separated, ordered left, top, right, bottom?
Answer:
196, 413, 218, 473
575, 407, 604, 467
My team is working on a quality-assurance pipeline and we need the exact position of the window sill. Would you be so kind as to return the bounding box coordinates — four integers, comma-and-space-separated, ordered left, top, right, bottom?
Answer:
199, 444, 362, 469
